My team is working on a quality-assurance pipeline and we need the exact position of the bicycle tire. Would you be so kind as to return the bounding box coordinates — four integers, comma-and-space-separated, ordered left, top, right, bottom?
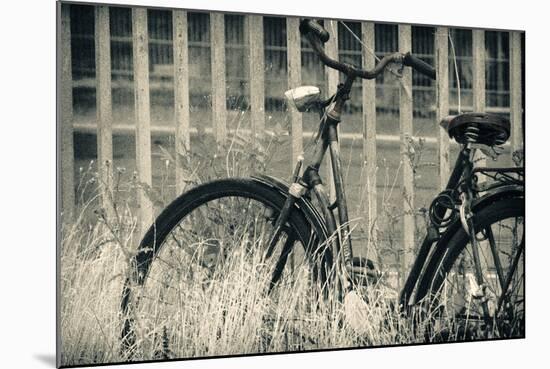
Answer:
415, 196, 524, 340
120, 178, 332, 359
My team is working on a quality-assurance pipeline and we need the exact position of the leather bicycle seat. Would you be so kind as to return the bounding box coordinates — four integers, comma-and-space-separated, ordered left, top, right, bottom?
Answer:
439, 112, 510, 146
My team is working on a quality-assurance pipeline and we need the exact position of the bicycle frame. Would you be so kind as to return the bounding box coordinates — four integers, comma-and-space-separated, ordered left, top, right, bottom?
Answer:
269, 76, 357, 289
304, 116, 353, 273
399, 148, 471, 306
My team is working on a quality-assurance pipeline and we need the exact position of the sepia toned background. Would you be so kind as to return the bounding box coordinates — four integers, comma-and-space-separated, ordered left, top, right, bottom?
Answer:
58, 1, 525, 364
60, 2, 524, 279
4, 0, 548, 368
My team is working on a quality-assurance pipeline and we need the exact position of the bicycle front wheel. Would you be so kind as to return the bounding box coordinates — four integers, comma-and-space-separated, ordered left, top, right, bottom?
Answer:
121, 178, 331, 360
415, 196, 524, 340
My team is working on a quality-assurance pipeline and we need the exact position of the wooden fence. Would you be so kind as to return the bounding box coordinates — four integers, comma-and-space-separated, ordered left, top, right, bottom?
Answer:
59, 4, 524, 271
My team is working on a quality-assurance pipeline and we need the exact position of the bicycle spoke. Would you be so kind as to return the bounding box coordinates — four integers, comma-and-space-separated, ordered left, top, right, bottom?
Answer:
485, 225, 504, 291
496, 235, 525, 313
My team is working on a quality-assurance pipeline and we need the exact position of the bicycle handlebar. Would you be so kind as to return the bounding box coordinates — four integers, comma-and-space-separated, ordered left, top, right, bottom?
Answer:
299, 19, 330, 43
299, 19, 436, 80
403, 52, 436, 79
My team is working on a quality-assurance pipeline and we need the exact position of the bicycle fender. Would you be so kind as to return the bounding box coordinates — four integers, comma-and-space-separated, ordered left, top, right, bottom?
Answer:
440, 183, 524, 246
251, 174, 328, 239
472, 184, 524, 210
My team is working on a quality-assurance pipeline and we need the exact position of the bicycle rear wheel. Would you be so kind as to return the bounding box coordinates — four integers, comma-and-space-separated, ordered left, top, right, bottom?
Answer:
120, 178, 331, 360
415, 197, 524, 340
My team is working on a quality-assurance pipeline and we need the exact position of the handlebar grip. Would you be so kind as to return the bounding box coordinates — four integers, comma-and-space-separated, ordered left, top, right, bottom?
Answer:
299, 19, 330, 43
403, 52, 436, 80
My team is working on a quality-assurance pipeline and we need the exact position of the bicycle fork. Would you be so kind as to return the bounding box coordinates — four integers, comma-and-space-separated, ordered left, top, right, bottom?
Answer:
326, 123, 354, 290
264, 156, 306, 259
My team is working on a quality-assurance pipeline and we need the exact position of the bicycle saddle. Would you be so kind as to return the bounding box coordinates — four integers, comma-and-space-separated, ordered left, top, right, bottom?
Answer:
439, 112, 510, 146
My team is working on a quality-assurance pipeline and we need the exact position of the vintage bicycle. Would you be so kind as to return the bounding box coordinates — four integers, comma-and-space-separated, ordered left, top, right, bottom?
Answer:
121, 19, 524, 355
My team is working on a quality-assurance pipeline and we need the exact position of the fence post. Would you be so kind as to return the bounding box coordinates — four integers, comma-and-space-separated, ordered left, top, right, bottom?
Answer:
509, 31, 523, 158
173, 10, 190, 194
325, 20, 339, 202
361, 21, 377, 248
472, 30, 487, 169
325, 20, 339, 91
132, 8, 153, 237
398, 24, 414, 281
60, 3, 75, 219
472, 30, 486, 113
436, 27, 450, 190
211, 13, 227, 145
95, 6, 114, 214
247, 15, 265, 142
286, 17, 302, 170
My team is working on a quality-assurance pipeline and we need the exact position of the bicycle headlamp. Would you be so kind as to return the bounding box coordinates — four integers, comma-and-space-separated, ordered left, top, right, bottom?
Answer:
284, 86, 321, 112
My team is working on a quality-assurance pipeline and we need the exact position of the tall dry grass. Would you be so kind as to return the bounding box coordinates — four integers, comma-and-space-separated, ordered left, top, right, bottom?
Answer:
60, 129, 465, 367
60, 213, 428, 366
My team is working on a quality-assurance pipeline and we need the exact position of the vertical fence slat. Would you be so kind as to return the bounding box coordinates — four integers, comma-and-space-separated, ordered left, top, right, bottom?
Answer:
248, 15, 265, 142
472, 30, 487, 168
173, 10, 190, 194
286, 17, 302, 170
509, 31, 523, 157
60, 3, 75, 218
361, 22, 377, 245
211, 13, 227, 145
398, 24, 414, 278
472, 30, 486, 112
132, 8, 153, 236
95, 6, 114, 211
325, 20, 339, 98
325, 20, 339, 201
436, 27, 450, 190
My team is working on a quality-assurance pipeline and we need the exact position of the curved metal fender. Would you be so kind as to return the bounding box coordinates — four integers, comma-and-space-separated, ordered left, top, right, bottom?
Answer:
472, 184, 524, 210
251, 174, 329, 239
439, 184, 524, 244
